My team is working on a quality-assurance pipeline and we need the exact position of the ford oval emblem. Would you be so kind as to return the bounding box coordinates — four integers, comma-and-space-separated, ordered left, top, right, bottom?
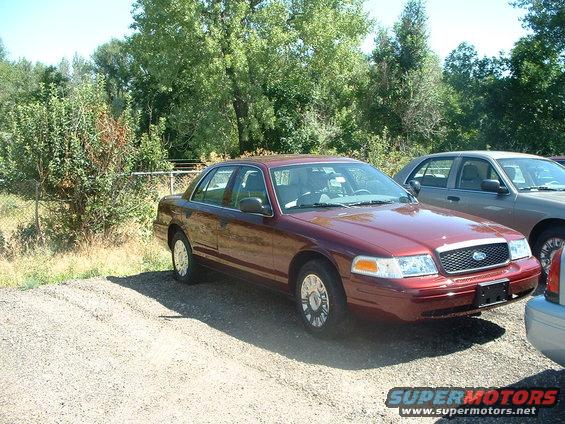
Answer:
473, 251, 487, 261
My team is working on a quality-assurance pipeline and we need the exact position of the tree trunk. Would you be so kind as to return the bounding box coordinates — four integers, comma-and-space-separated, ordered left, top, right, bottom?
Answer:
233, 91, 251, 154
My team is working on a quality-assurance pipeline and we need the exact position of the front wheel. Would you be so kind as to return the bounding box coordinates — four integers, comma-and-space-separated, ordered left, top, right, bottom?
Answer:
295, 259, 352, 337
532, 225, 565, 276
171, 231, 201, 284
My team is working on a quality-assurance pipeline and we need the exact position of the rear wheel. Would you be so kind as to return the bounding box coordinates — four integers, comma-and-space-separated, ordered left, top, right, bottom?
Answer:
295, 259, 352, 337
171, 231, 201, 284
532, 225, 565, 276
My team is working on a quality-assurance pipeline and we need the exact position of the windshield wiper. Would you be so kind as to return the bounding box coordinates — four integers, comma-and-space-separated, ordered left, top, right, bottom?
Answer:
289, 202, 351, 209
520, 186, 563, 191
347, 199, 395, 206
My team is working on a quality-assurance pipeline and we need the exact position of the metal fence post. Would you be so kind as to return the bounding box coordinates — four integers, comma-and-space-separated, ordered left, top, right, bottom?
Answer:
169, 171, 174, 195
35, 180, 45, 245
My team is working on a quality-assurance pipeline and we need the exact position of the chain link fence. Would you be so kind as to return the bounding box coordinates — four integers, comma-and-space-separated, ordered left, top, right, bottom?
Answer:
0, 171, 199, 256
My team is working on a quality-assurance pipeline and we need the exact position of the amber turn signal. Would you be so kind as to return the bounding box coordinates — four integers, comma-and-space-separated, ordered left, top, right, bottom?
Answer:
353, 258, 379, 273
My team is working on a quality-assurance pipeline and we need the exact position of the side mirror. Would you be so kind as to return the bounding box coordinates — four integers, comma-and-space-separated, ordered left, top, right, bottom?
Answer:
408, 179, 421, 196
481, 179, 509, 194
238, 197, 271, 215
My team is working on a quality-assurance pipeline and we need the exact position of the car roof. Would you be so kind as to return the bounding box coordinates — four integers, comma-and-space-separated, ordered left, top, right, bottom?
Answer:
420, 150, 543, 160
221, 154, 360, 168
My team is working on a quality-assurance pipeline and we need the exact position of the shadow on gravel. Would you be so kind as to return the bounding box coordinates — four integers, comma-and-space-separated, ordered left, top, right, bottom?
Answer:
435, 369, 565, 423
108, 271, 506, 371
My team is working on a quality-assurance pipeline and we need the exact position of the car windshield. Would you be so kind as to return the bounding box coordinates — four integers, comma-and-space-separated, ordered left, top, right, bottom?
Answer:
498, 158, 565, 191
270, 162, 413, 213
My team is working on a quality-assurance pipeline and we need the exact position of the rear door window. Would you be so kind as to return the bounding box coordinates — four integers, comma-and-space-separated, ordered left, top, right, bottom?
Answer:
409, 158, 455, 188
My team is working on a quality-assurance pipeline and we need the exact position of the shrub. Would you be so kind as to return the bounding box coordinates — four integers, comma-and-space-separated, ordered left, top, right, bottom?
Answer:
355, 128, 429, 176
0, 79, 169, 243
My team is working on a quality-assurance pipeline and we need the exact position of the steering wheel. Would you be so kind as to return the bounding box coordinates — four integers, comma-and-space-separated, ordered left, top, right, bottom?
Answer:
295, 191, 317, 206
353, 189, 371, 195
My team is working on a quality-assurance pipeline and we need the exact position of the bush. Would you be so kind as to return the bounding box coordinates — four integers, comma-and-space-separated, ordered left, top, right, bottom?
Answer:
356, 128, 428, 176
0, 80, 169, 243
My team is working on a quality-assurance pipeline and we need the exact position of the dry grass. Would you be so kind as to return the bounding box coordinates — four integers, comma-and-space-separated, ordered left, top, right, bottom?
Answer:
0, 192, 36, 236
0, 192, 171, 289
0, 237, 170, 289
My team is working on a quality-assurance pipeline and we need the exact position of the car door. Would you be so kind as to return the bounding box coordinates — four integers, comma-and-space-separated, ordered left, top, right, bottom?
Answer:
217, 165, 276, 283
407, 157, 456, 208
448, 157, 516, 225
187, 165, 237, 259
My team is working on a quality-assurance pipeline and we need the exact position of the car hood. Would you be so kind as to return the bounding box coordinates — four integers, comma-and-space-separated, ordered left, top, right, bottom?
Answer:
291, 203, 519, 256
519, 190, 565, 203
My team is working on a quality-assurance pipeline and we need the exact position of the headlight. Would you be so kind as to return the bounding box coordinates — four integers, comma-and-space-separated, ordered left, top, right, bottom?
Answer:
351, 254, 438, 279
509, 238, 531, 260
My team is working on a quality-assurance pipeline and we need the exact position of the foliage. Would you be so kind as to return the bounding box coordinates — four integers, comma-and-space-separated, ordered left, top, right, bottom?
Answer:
442, 0, 565, 155
0, 80, 169, 242
364, 0, 444, 155
93, 39, 134, 115
129, 0, 370, 157
0, 0, 563, 185
0, 38, 6, 61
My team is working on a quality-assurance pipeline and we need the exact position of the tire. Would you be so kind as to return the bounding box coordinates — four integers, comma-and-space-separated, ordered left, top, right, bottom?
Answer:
171, 230, 201, 284
295, 259, 353, 337
532, 225, 565, 277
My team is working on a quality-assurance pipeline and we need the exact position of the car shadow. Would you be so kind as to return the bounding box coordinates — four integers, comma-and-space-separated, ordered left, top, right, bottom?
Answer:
108, 270, 506, 371
435, 369, 565, 423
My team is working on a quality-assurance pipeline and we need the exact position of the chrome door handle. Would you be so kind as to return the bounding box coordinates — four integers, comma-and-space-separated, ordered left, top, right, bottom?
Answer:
447, 196, 460, 202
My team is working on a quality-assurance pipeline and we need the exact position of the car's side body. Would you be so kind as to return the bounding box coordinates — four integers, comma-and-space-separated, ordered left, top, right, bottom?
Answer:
525, 248, 565, 366
155, 155, 540, 323
394, 151, 565, 271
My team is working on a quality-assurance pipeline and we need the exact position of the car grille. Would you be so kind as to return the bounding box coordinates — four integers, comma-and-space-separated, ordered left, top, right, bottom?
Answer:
438, 242, 510, 274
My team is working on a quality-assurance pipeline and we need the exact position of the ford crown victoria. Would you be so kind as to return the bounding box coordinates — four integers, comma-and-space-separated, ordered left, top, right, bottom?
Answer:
154, 156, 541, 336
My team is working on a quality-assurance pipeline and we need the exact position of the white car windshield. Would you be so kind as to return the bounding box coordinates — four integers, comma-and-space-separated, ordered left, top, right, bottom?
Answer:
270, 162, 413, 213
498, 158, 565, 191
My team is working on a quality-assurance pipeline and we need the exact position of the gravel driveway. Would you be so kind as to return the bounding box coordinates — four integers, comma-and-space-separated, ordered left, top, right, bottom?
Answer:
1, 271, 563, 423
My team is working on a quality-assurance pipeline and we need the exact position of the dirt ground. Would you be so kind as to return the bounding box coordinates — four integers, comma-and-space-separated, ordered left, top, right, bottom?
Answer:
1, 271, 563, 423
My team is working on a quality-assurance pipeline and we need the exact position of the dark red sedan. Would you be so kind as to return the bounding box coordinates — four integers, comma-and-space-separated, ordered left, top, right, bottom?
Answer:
154, 155, 541, 336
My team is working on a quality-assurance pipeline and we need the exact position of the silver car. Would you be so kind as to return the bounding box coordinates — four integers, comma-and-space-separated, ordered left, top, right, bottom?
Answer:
525, 247, 565, 366
394, 151, 565, 274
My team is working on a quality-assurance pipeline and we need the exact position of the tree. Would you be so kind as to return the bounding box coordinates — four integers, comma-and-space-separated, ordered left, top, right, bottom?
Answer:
0, 38, 6, 62
440, 0, 564, 156
129, 0, 370, 157
0, 80, 168, 241
502, 0, 565, 154
514, 0, 565, 51
364, 0, 444, 154
0, 59, 44, 129
442, 43, 493, 151
470, 0, 565, 155
93, 39, 133, 114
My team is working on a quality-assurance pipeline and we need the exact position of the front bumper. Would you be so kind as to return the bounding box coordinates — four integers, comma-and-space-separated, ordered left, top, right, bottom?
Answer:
525, 296, 565, 367
344, 256, 541, 321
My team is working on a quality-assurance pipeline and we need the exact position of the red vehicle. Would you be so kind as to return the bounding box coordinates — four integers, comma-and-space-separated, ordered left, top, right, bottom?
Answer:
154, 155, 541, 336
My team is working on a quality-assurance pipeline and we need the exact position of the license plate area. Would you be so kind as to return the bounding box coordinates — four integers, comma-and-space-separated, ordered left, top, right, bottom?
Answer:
475, 279, 509, 308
